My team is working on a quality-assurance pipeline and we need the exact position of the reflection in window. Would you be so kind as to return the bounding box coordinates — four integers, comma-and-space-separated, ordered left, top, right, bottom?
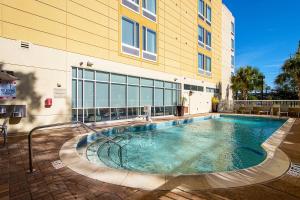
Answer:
198, 53, 204, 71
122, 17, 139, 48
198, 0, 204, 17
206, 5, 212, 23
84, 81, 94, 108
206, 31, 211, 48
96, 83, 109, 107
143, 0, 156, 14
71, 67, 181, 122
206, 56, 211, 72
143, 27, 157, 54
198, 25, 204, 45
141, 87, 153, 106
111, 84, 126, 107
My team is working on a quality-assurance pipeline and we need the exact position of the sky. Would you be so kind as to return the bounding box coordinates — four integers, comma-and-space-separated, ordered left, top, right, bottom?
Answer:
223, 0, 300, 88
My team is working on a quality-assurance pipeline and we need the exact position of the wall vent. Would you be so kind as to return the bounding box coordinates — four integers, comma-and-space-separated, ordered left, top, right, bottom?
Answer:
20, 41, 30, 49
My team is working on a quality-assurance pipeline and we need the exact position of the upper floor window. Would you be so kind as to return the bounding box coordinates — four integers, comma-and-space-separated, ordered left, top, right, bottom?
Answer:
198, 0, 205, 19
231, 22, 235, 34
231, 39, 235, 51
143, 27, 157, 61
206, 56, 211, 72
122, 0, 140, 13
198, 25, 205, 46
142, 0, 157, 22
198, 53, 204, 72
206, 5, 212, 24
231, 55, 235, 66
206, 31, 212, 50
122, 17, 140, 57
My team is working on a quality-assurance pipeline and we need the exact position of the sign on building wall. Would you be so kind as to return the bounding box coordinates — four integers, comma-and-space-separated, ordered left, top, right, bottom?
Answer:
0, 81, 16, 99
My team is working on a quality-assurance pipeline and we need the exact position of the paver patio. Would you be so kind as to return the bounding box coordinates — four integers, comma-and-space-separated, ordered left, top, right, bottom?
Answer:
1, 116, 300, 200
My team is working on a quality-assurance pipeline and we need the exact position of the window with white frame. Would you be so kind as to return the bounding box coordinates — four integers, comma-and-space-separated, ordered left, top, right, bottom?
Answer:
231, 22, 235, 34
71, 67, 181, 122
206, 5, 212, 24
122, 0, 140, 13
142, 26, 157, 61
206, 31, 211, 50
198, 53, 205, 73
231, 39, 235, 51
198, 25, 205, 46
206, 56, 211, 72
198, 0, 205, 18
142, 0, 156, 22
231, 55, 235, 66
122, 17, 140, 57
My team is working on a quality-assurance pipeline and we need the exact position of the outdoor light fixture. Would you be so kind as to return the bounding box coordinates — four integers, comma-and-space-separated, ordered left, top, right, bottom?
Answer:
87, 61, 93, 67
174, 78, 178, 81
79, 62, 84, 66
57, 83, 61, 88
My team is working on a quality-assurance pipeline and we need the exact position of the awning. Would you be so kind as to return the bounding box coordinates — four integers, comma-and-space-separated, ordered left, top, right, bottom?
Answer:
0, 71, 19, 81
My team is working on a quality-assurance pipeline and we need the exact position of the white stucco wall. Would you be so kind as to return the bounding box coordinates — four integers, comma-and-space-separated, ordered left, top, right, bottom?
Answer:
221, 5, 235, 101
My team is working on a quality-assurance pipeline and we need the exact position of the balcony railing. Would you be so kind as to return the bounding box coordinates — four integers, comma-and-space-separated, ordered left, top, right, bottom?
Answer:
218, 100, 300, 117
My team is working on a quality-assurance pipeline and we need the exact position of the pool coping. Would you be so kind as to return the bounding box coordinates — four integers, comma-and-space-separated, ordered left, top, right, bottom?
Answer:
59, 114, 295, 190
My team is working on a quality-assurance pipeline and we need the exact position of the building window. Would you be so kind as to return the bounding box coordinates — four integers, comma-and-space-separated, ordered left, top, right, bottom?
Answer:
206, 56, 211, 73
122, 17, 140, 57
198, 25, 204, 47
198, 0, 205, 19
198, 53, 204, 73
206, 5, 212, 24
231, 22, 235, 34
142, 27, 157, 61
231, 39, 235, 51
231, 55, 235, 66
142, 0, 156, 22
206, 31, 212, 50
71, 67, 181, 122
121, 0, 140, 13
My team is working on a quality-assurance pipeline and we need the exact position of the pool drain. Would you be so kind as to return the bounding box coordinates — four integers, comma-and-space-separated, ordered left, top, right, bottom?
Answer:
287, 163, 300, 177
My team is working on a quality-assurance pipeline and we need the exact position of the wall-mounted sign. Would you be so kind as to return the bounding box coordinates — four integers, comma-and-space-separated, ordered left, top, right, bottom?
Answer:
53, 88, 67, 98
0, 81, 16, 99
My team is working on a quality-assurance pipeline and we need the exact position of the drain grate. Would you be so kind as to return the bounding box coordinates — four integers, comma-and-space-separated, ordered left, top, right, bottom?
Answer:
51, 160, 65, 170
287, 163, 300, 177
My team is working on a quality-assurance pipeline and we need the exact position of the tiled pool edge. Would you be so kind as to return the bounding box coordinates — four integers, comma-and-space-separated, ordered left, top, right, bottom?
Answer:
59, 114, 294, 190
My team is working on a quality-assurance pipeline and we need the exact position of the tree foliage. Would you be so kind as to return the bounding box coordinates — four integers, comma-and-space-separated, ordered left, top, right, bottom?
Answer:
231, 66, 264, 100
275, 41, 300, 99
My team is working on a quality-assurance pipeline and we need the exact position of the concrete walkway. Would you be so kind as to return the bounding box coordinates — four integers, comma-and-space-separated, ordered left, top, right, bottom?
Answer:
1, 117, 300, 200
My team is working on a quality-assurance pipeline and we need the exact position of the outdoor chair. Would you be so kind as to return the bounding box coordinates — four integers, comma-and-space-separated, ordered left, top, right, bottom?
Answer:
278, 105, 289, 117
288, 107, 300, 118
0, 118, 9, 146
258, 106, 271, 115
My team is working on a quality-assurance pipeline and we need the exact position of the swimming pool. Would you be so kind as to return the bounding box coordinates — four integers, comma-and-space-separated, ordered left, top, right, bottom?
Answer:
80, 115, 286, 175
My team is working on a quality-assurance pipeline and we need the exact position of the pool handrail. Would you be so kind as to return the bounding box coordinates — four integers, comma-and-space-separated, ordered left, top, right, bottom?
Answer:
27, 121, 123, 173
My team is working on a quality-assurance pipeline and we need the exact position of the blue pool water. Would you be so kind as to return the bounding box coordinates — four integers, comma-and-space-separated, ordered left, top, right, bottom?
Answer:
85, 115, 286, 174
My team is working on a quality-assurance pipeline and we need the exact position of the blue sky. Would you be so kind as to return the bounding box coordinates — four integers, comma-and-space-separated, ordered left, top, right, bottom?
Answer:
223, 0, 300, 87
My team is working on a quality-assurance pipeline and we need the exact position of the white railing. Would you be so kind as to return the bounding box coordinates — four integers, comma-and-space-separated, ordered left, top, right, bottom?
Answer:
218, 100, 300, 114
234, 100, 300, 107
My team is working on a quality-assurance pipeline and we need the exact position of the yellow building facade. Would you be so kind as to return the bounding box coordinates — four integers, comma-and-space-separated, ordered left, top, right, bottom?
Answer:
0, 0, 233, 132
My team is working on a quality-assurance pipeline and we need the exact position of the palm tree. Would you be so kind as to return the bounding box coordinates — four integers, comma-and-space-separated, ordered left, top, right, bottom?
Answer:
275, 41, 300, 99
231, 66, 264, 100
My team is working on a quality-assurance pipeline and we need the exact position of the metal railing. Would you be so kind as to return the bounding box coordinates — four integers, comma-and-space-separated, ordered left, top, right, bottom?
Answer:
28, 121, 123, 173
218, 100, 300, 113
234, 100, 300, 107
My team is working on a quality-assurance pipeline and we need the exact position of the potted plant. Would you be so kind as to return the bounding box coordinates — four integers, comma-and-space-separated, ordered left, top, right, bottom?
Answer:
177, 96, 187, 116
212, 96, 220, 112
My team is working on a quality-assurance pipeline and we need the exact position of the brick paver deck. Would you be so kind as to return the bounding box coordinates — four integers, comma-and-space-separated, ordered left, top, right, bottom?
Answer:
1, 117, 300, 200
